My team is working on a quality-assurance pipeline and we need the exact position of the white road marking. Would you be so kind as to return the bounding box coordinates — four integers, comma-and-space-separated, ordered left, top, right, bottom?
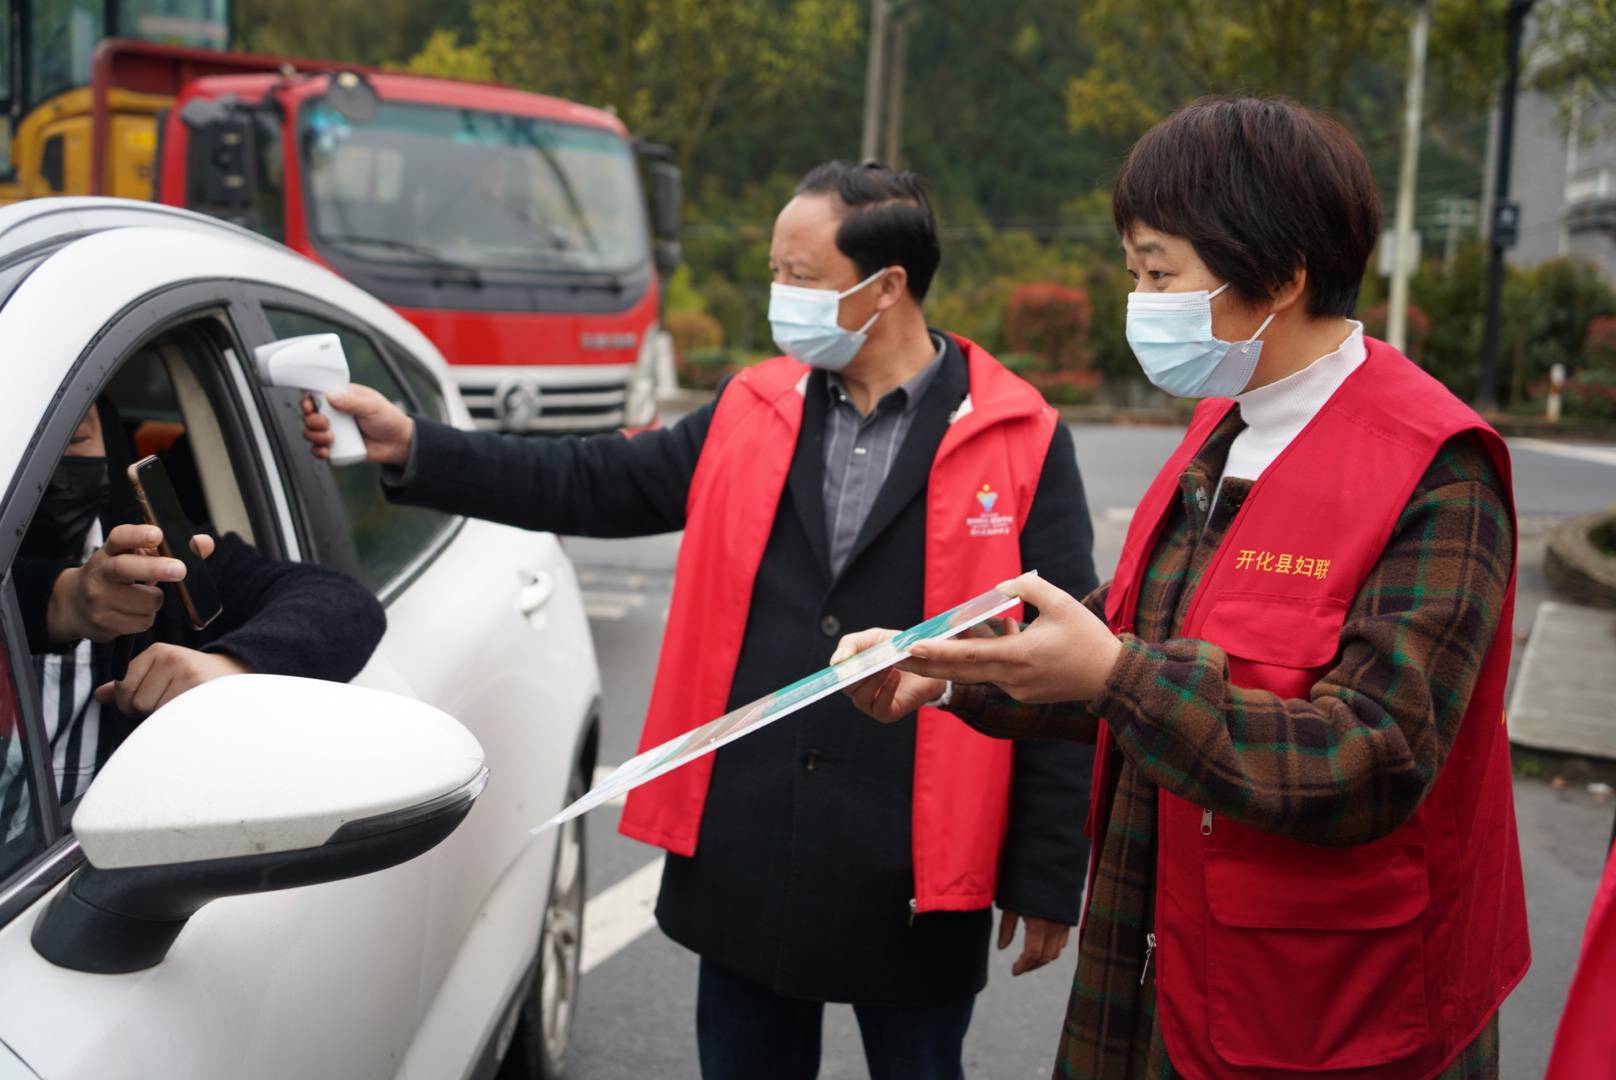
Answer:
1103, 506, 1136, 524
582, 855, 665, 975
1509, 437, 1616, 468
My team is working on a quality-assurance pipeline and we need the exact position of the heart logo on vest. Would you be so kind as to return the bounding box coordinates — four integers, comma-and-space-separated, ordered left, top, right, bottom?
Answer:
967, 483, 1014, 538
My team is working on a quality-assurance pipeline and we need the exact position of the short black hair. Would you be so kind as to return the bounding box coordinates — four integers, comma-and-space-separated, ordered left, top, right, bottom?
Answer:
1112, 97, 1382, 318
796, 160, 942, 301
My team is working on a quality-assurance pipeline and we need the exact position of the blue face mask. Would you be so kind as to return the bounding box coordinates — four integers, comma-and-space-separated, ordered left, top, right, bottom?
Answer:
769, 268, 890, 371
1125, 282, 1276, 398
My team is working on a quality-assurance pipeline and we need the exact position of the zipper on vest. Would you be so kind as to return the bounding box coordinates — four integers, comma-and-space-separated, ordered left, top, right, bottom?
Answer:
1200, 809, 1213, 836
1139, 932, 1157, 986
908, 898, 917, 927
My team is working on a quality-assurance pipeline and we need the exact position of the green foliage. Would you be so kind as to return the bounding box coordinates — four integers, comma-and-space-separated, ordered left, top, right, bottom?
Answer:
663, 264, 707, 316
464, 0, 860, 173
666, 310, 725, 357
403, 29, 496, 82
1530, 0, 1616, 139
233, 0, 473, 65
1064, 0, 1503, 143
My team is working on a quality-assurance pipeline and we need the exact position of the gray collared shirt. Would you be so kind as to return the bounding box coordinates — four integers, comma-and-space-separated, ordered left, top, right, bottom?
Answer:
821, 333, 947, 576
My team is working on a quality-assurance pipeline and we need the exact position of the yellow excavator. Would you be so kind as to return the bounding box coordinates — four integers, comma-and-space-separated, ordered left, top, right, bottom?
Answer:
1, 0, 235, 204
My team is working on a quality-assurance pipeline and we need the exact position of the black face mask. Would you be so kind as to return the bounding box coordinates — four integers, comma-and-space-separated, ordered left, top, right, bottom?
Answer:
23, 457, 110, 560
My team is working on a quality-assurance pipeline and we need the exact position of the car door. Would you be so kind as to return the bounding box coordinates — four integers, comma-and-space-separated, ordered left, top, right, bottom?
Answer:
236, 291, 601, 1076
0, 279, 432, 1079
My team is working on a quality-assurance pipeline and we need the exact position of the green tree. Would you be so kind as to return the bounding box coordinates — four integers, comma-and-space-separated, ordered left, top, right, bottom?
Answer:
461, 0, 861, 173
1529, 0, 1616, 138
233, 0, 474, 66
1063, 0, 1504, 146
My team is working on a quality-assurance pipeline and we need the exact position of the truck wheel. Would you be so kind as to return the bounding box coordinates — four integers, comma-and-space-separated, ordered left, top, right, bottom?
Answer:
500, 771, 586, 1080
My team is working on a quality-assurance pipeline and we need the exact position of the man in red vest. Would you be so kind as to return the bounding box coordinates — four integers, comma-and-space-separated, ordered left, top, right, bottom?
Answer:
839, 98, 1529, 1079
305, 160, 1100, 1078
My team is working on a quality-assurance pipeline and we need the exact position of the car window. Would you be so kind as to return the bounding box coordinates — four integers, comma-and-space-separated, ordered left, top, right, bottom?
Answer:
392, 347, 450, 423
0, 608, 50, 878
263, 307, 455, 593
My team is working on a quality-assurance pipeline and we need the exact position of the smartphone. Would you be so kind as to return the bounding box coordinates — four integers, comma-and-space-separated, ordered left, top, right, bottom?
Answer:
127, 455, 223, 631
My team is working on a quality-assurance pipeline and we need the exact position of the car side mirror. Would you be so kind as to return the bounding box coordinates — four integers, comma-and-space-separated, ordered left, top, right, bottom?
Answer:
32, 675, 487, 974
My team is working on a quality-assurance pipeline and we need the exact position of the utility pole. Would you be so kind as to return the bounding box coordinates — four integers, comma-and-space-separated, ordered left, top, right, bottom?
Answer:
882, 6, 910, 168
1478, 0, 1535, 413
861, 0, 890, 162
1388, 0, 1430, 353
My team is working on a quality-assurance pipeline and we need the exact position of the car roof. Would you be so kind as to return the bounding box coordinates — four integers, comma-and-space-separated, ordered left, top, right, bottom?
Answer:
0, 200, 457, 492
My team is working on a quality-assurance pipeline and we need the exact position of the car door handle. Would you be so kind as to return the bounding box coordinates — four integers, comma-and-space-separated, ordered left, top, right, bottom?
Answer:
517, 570, 555, 617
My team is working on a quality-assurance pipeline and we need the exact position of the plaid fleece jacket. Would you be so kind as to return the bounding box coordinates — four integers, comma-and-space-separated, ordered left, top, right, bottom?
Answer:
950, 411, 1514, 1079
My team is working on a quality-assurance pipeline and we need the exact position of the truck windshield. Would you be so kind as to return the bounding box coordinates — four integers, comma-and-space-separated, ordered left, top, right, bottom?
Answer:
301, 98, 650, 276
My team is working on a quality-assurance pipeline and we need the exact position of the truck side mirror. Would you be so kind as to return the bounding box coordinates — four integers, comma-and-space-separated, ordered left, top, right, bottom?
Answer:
650, 161, 682, 276
180, 96, 258, 211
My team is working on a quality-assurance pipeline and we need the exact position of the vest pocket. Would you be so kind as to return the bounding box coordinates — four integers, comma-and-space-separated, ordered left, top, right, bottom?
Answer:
1202, 845, 1429, 1070
1200, 593, 1348, 669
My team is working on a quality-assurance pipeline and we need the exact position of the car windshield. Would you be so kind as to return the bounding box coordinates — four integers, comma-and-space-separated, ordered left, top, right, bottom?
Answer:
302, 98, 650, 276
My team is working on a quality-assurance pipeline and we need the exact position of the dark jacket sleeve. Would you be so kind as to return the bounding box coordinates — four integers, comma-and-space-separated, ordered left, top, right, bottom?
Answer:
188, 533, 386, 684
996, 421, 1098, 924
379, 389, 724, 538
13, 557, 75, 656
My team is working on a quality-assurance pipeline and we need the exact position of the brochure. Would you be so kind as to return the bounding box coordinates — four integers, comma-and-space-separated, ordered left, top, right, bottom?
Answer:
533, 580, 1023, 833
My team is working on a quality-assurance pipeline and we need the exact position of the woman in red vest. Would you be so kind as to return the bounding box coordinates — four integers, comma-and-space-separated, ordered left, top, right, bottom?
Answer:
838, 97, 1529, 1079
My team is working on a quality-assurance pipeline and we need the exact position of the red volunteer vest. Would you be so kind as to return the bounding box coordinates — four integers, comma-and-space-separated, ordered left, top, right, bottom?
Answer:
619, 337, 1059, 912
1094, 339, 1529, 1079
1545, 843, 1616, 1079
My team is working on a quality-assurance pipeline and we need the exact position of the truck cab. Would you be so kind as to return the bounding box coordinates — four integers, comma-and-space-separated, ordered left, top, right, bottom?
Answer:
160, 68, 681, 433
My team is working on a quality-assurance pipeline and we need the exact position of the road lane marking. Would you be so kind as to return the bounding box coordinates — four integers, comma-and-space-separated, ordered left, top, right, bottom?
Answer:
1103, 506, 1136, 524
1510, 438, 1616, 468
582, 855, 665, 975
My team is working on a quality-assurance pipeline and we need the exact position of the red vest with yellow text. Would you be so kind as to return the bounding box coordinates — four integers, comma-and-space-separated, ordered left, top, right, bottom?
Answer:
619, 337, 1059, 913
1095, 338, 1528, 1079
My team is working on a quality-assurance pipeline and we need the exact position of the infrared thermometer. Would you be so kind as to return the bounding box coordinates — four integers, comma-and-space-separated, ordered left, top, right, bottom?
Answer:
253, 333, 369, 466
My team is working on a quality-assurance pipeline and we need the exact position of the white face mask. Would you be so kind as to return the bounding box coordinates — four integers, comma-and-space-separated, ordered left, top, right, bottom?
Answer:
1125, 282, 1276, 398
768, 268, 890, 371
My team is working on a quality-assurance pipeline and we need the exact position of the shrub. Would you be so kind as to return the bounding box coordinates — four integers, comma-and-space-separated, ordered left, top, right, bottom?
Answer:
677, 346, 734, 390
1584, 316, 1616, 372
676, 348, 771, 391
1006, 282, 1093, 371
1562, 368, 1616, 422
1361, 301, 1431, 361
996, 351, 1044, 375
666, 311, 724, 360
1024, 369, 1102, 406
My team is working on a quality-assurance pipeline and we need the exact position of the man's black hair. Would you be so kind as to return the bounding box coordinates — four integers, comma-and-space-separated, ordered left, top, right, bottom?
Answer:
795, 160, 941, 301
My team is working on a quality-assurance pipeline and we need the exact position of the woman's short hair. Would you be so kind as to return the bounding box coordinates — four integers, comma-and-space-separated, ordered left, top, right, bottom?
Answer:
796, 160, 942, 301
1113, 97, 1382, 318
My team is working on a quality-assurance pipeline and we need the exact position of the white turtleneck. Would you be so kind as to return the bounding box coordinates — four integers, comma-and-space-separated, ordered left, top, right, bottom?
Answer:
1222, 321, 1367, 483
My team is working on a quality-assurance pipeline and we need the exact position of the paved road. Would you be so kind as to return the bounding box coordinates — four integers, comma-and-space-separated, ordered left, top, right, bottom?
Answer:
562, 423, 1616, 1080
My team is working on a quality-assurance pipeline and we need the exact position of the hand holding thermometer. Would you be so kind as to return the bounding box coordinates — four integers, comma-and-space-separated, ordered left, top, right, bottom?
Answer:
254, 334, 369, 466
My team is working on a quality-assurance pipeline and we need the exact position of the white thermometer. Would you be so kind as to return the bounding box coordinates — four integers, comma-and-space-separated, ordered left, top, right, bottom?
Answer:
254, 334, 368, 467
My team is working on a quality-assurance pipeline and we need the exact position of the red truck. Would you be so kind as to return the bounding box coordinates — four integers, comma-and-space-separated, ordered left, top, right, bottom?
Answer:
57, 38, 682, 433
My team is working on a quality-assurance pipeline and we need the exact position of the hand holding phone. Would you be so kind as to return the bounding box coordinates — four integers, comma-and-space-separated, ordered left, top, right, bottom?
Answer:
126, 456, 223, 631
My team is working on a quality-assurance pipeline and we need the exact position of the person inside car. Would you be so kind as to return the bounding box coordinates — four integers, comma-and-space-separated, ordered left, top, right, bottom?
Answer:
13, 400, 387, 802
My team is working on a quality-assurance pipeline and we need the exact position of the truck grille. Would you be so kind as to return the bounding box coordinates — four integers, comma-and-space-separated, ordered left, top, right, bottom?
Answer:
458, 377, 629, 434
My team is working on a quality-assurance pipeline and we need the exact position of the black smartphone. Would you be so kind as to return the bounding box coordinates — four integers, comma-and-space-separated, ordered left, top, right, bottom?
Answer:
126, 455, 223, 631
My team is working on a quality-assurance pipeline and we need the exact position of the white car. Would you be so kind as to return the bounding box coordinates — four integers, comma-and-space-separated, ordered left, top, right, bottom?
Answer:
0, 199, 601, 1079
